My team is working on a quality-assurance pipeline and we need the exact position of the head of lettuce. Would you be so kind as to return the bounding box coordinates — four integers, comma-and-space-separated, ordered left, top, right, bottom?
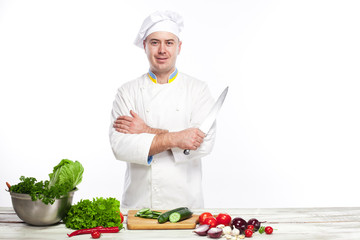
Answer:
48, 159, 84, 192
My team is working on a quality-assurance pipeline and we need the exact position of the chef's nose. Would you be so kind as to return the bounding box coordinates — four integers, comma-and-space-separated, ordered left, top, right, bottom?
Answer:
158, 43, 166, 54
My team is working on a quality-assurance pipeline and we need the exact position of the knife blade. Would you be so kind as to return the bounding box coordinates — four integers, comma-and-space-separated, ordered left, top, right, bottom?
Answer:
183, 86, 229, 155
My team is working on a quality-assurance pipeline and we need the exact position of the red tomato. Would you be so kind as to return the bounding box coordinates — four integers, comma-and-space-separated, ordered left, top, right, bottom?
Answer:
247, 225, 254, 231
203, 216, 218, 228
91, 231, 101, 239
245, 229, 253, 238
216, 213, 232, 226
265, 226, 273, 234
120, 212, 124, 223
199, 212, 213, 225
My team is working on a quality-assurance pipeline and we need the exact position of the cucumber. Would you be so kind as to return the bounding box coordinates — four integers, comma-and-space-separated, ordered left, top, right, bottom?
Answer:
157, 207, 189, 223
138, 208, 150, 214
169, 208, 193, 223
135, 208, 162, 219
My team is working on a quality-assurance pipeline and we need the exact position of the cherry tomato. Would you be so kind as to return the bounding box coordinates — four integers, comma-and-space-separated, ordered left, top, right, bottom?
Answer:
91, 231, 101, 239
245, 229, 253, 238
120, 212, 124, 223
265, 226, 273, 234
199, 212, 213, 225
215, 213, 232, 226
247, 225, 254, 231
203, 216, 218, 228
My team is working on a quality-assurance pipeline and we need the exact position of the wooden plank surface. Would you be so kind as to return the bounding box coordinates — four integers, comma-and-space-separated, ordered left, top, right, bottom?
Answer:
1, 207, 360, 239
126, 210, 199, 230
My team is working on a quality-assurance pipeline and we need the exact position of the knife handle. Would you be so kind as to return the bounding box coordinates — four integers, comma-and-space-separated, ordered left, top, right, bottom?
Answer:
183, 149, 190, 155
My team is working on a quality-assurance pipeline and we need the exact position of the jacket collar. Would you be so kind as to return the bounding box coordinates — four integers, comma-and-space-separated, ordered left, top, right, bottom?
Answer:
148, 68, 178, 84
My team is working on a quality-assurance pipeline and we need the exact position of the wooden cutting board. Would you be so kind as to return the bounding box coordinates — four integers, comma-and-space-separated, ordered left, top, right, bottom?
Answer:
126, 210, 199, 230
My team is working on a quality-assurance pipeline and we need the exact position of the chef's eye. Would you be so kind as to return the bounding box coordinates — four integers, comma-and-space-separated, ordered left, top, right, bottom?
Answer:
150, 40, 159, 46
166, 41, 174, 46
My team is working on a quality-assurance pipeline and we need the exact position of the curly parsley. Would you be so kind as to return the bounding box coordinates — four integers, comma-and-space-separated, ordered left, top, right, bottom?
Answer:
10, 176, 71, 205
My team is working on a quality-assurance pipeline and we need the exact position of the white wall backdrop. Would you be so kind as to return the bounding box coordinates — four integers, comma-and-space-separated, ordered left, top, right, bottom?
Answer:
1, 0, 359, 208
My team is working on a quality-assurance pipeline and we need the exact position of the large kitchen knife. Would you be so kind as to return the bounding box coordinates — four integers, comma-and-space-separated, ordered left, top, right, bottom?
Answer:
183, 86, 229, 155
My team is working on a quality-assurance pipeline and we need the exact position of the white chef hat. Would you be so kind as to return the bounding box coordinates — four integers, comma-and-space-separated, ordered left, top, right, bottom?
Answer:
134, 10, 184, 48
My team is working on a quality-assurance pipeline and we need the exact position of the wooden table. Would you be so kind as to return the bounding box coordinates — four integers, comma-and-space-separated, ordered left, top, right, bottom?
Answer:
1, 207, 360, 239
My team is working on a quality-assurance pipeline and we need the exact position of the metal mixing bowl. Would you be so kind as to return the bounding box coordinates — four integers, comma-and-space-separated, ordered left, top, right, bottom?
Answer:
10, 189, 76, 226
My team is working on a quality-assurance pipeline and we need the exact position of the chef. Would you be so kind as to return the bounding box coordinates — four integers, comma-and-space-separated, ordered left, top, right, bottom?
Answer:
109, 10, 216, 209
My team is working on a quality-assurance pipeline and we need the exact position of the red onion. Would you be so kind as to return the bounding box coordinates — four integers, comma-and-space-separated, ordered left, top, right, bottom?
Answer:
207, 227, 223, 238
193, 224, 210, 236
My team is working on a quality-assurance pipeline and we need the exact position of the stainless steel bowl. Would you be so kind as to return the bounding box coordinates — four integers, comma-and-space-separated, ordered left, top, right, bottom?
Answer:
10, 189, 76, 226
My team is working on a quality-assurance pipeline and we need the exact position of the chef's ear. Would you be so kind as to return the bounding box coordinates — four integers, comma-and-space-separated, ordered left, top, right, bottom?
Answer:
177, 41, 182, 55
143, 40, 146, 52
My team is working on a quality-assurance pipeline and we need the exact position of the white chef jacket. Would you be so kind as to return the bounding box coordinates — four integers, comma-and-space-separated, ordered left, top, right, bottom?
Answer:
109, 70, 216, 209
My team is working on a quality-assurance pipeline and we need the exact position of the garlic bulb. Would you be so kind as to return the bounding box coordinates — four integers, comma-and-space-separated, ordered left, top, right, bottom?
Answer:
231, 227, 240, 236
217, 224, 226, 229
222, 226, 232, 235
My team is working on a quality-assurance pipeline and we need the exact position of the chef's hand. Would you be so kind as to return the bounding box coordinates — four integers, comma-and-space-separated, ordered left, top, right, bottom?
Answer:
113, 110, 150, 134
148, 127, 205, 156
175, 128, 205, 150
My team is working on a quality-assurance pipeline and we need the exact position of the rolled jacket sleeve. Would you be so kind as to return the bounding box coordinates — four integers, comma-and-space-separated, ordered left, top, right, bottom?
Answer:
109, 85, 155, 166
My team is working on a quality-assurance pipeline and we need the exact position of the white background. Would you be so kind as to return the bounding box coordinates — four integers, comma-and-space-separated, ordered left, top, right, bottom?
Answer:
1, 0, 359, 209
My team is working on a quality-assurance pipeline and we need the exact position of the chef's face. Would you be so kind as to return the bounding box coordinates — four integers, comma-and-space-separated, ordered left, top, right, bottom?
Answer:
144, 31, 182, 77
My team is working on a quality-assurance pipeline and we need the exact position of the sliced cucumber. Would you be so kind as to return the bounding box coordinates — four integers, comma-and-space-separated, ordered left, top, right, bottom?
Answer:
169, 208, 193, 223
169, 212, 181, 223
157, 207, 189, 223
138, 208, 150, 214
135, 208, 162, 219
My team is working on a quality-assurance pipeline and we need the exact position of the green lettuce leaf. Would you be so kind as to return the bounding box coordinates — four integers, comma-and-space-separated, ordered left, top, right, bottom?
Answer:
48, 159, 84, 191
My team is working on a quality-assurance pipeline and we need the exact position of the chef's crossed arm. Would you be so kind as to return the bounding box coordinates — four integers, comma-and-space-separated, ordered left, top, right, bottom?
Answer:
113, 110, 205, 156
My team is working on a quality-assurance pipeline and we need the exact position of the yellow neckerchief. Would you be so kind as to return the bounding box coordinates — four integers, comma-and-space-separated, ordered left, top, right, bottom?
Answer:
148, 68, 178, 84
